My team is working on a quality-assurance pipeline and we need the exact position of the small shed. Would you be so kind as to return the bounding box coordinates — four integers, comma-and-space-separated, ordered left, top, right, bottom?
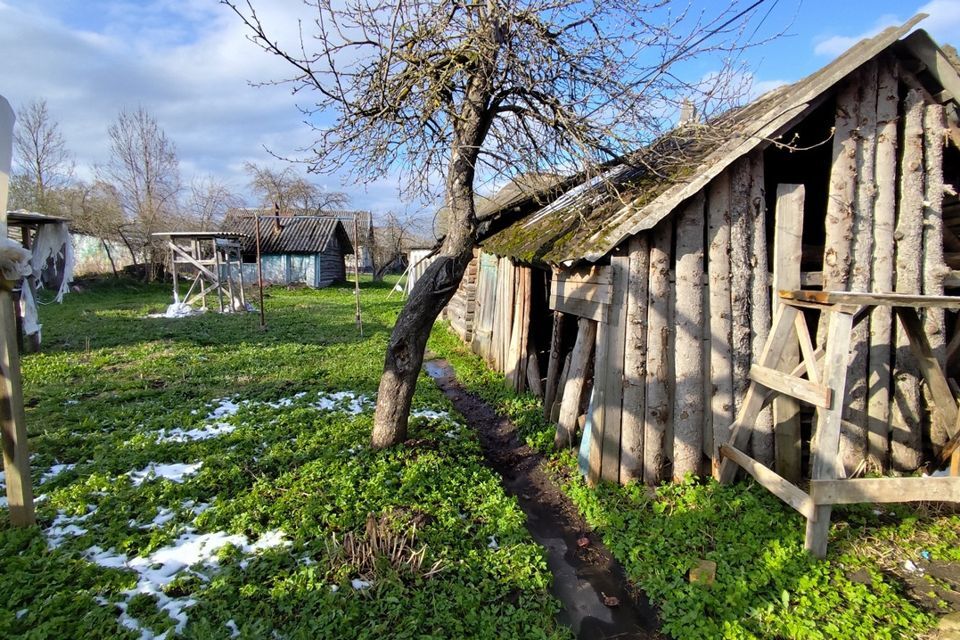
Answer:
446, 18, 960, 494
228, 215, 354, 288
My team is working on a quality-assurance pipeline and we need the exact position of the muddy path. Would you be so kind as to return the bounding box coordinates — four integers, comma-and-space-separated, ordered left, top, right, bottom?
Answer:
424, 359, 661, 640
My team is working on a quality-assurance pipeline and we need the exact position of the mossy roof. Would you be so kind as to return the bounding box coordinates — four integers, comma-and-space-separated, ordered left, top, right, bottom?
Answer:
483, 16, 938, 265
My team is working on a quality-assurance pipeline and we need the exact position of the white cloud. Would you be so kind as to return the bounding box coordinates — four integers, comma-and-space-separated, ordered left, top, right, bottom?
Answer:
0, 1, 415, 211
814, 3, 960, 58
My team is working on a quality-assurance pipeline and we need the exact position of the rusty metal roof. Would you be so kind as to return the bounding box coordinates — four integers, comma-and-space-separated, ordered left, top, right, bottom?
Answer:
484, 15, 945, 265
227, 215, 354, 255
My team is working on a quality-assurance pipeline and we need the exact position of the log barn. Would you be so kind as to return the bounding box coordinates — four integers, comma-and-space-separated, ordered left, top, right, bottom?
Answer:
443, 17, 960, 488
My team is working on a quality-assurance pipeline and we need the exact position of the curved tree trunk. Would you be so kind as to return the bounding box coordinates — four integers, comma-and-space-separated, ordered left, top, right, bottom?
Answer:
370, 67, 492, 448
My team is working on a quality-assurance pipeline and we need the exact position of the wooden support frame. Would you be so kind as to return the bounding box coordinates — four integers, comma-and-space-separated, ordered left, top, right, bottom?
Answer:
720, 288, 960, 559
157, 233, 247, 315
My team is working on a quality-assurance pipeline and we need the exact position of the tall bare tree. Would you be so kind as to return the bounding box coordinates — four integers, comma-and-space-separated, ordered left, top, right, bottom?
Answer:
225, 0, 780, 448
189, 175, 242, 230
103, 107, 181, 279
10, 99, 73, 213
244, 162, 348, 214
59, 180, 128, 276
372, 210, 428, 281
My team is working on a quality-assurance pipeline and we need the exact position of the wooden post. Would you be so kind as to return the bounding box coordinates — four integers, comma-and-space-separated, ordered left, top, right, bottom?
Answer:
0, 95, 35, 526
213, 239, 225, 313
588, 317, 609, 486
254, 214, 266, 329
506, 266, 531, 392
543, 310, 565, 418
843, 61, 878, 475
729, 159, 753, 442
620, 235, 649, 484
673, 193, 705, 479
707, 172, 734, 477
551, 352, 573, 424
868, 60, 898, 472
600, 255, 629, 484
236, 245, 247, 309
805, 310, 855, 558
772, 184, 805, 483
644, 220, 672, 485
749, 154, 774, 467
170, 238, 180, 304
923, 104, 949, 451
556, 318, 596, 448
891, 89, 926, 472
19, 227, 40, 353
353, 213, 363, 336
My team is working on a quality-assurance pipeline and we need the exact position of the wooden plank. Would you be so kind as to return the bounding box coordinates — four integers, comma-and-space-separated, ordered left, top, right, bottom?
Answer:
526, 352, 544, 398
796, 313, 821, 384
556, 318, 597, 448
780, 290, 960, 309
772, 184, 804, 483
644, 220, 672, 486
810, 477, 960, 505
867, 59, 896, 472
895, 306, 959, 431
543, 310, 565, 418
0, 96, 35, 526
588, 317, 608, 487
749, 153, 774, 467
600, 256, 629, 484
548, 290, 607, 322
729, 158, 753, 428
750, 365, 832, 408
506, 266, 531, 392
819, 77, 860, 345
720, 445, 816, 520
621, 235, 649, 484
805, 310, 855, 559
550, 279, 612, 304
551, 352, 572, 425
843, 60, 879, 475
718, 304, 799, 484
891, 89, 927, 472
707, 171, 734, 477
924, 103, 950, 452
673, 193, 705, 479
552, 265, 612, 286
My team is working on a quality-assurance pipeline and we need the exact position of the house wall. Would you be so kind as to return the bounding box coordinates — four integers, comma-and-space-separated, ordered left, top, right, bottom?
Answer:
72, 233, 133, 275
240, 250, 346, 288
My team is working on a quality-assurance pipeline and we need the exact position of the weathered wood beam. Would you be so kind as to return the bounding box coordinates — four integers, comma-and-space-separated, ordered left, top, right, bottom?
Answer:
810, 477, 960, 504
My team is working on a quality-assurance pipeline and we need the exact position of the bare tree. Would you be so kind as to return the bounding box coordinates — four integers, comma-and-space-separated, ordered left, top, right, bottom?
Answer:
244, 162, 348, 214
9, 99, 73, 213
59, 180, 128, 276
103, 107, 181, 280
189, 175, 242, 230
372, 210, 428, 281
225, 0, 781, 448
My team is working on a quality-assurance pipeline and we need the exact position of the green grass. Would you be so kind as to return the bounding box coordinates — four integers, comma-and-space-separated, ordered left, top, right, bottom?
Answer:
0, 277, 569, 639
429, 325, 952, 640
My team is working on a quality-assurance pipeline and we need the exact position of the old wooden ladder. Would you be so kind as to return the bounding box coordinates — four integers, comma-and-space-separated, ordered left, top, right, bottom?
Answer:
718, 289, 960, 558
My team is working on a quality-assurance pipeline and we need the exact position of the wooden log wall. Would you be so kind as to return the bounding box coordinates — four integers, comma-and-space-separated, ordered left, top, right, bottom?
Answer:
451, 57, 953, 486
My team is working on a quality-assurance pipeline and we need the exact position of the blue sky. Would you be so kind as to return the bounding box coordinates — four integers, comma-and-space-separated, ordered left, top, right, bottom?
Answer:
1, 0, 958, 215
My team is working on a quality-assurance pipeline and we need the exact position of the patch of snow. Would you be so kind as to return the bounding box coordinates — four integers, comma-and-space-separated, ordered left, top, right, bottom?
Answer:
40, 463, 76, 484
411, 409, 451, 421
267, 392, 307, 409
64, 399, 79, 406
85, 528, 289, 639
903, 559, 922, 573
488, 536, 499, 550
225, 619, 240, 638
129, 462, 202, 486
46, 508, 95, 548
351, 578, 372, 590
330, 584, 339, 592
16, 608, 27, 619
311, 391, 371, 415
132, 507, 176, 530
156, 423, 236, 443
205, 398, 244, 421
923, 467, 951, 478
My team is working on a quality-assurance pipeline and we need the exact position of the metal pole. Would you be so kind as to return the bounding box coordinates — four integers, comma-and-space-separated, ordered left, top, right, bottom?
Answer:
353, 213, 363, 335
255, 212, 266, 329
